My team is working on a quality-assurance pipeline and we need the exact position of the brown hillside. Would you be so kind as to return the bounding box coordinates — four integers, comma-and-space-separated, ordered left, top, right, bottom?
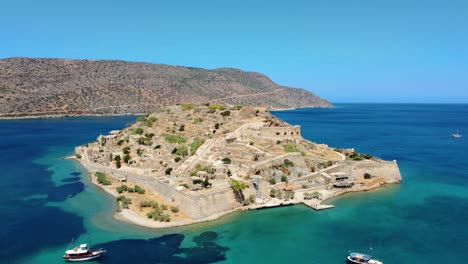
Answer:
0, 57, 331, 118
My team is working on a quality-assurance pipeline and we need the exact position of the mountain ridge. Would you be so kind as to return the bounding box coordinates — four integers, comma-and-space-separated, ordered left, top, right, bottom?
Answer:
0, 57, 331, 118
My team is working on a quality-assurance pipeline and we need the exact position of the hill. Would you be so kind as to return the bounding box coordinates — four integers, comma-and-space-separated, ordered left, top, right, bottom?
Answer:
0, 57, 331, 118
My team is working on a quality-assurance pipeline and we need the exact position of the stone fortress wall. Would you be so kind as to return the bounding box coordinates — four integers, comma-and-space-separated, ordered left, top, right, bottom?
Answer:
258, 125, 301, 140
239, 125, 302, 141
78, 157, 238, 220
350, 160, 402, 183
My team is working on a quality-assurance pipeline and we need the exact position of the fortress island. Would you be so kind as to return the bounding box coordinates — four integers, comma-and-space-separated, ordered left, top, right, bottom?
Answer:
75, 104, 402, 228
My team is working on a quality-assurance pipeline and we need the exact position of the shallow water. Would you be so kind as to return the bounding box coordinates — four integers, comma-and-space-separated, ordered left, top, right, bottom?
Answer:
1, 104, 467, 263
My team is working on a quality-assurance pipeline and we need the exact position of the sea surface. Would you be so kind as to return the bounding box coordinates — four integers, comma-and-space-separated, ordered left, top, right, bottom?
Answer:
1, 103, 467, 264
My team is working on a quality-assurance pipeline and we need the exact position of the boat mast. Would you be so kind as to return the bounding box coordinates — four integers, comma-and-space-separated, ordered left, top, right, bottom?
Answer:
67, 237, 74, 250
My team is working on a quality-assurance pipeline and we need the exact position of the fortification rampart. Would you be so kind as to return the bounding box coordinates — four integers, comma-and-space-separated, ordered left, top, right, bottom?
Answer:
350, 160, 402, 183
78, 160, 238, 219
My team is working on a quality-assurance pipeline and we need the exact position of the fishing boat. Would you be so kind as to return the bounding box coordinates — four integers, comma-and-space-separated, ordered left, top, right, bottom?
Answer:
452, 129, 462, 138
347, 252, 383, 264
63, 238, 106, 262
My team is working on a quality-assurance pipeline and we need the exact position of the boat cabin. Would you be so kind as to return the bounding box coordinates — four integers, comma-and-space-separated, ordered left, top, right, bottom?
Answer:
349, 252, 372, 262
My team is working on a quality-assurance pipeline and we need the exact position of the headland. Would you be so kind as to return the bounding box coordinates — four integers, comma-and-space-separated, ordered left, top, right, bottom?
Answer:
74, 103, 401, 228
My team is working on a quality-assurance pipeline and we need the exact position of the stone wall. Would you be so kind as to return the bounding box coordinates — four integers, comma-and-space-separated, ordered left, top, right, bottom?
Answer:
79, 160, 238, 219
239, 125, 302, 141
350, 160, 402, 183
258, 125, 301, 140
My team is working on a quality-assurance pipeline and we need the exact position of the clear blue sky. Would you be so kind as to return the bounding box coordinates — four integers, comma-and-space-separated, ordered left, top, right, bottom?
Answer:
1, 0, 468, 103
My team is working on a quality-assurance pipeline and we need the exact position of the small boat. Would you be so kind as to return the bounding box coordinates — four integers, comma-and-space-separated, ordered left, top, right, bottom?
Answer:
63, 239, 106, 262
452, 129, 462, 138
347, 252, 383, 264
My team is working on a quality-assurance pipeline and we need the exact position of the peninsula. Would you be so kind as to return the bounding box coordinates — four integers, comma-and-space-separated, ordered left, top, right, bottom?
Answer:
75, 103, 401, 228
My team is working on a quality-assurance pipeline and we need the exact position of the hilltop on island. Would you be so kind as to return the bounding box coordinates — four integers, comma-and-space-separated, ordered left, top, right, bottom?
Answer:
75, 103, 401, 228
0, 57, 330, 118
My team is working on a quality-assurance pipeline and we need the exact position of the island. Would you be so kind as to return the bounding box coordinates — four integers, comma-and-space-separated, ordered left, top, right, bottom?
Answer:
74, 103, 402, 228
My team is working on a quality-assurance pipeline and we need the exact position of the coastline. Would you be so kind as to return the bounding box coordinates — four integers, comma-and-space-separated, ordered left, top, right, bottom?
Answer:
73, 155, 398, 229
0, 104, 333, 120
0, 112, 144, 120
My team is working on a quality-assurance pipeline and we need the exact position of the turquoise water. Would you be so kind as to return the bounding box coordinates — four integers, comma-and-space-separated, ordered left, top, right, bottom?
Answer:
1, 104, 467, 263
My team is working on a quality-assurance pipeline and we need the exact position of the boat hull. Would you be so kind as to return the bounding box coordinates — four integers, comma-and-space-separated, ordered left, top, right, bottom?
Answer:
63, 250, 105, 262
347, 256, 383, 264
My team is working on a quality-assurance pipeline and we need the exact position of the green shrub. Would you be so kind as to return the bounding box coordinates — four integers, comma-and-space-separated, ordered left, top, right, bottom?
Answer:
140, 201, 154, 208
116, 195, 132, 208
190, 138, 205, 155
202, 176, 211, 188
170, 206, 179, 213
179, 125, 185, 131
283, 159, 294, 167
208, 104, 225, 110
153, 145, 161, 149
145, 132, 155, 138
122, 146, 131, 154
134, 185, 145, 194
193, 179, 203, 184
165, 168, 173, 175
180, 103, 195, 111
144, 119, 155, 127
116, 185, 128, 193
117, 139, 125, 146
221, 157, 231, 164
133, 128, 144, 135
165, 135, 186, 144
269, 188, 278, 197
74, 153, 82, 159
193, 117, 204, 123
364, 173, 372, 179
127, 187, 134, 193
281, 175, 288, 182
175, 145, 188, 157
269, 177, 276, 185
284, 144, 299, 153
161, 204, 168, 210
95, 172, 111, 185
123, 154, 131, 163
220, 110, 231, 117
175, 157, 181, 162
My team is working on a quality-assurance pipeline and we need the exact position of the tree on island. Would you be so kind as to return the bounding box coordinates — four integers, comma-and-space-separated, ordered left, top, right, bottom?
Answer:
230, 179, 246, 203
114, 155, 122, 169
202, 176, 212, 188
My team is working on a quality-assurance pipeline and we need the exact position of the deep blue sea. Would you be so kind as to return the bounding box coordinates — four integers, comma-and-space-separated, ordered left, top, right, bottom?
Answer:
1, 104, 467, 264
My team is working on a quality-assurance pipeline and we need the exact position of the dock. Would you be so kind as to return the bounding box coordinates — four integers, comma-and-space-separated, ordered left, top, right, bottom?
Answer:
301, 200, 335, 211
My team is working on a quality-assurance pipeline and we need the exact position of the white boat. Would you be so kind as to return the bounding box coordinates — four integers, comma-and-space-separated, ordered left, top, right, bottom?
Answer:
63, 240, 106, 262
452, 129, 462, 138
347, 252, 383, 264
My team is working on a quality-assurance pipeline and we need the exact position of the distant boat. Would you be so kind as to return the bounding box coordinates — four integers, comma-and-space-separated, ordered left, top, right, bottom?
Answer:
347, 252, 383, 264
452, 129, 462, 138
63, 237, 106, 262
